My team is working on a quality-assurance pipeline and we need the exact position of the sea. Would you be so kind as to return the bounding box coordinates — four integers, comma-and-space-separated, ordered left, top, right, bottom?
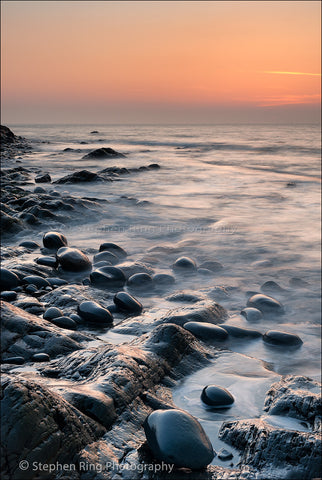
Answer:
5, 123, 321, 466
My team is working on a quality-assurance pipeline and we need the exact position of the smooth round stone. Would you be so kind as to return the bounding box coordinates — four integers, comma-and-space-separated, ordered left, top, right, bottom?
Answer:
261, 280, 285, 294
127, 273, 153, 289
219, 324, 262, 338
56, 247, 92, 272
99, 242, 127, 259
43, 231, 68, 250
25, 284, 38, 294
32, 353, 50, 362
217, 448, 233, 461
92, 260, 112, 269
184, 321, 228, 341
46, 277, 68, 286
153, 273, 176, 286
0, 268, 20, 291
240, 307, 263, 322
50, 316, 77, 330
1, 291, 17, 301
113, 292, 143, 313
36, 256, 58, 268
90, 266, 126, 288
93, 251, 118, 265
4, 356, 25, 365
77, 300, 113, 324
143, 409, 214, 469
43, 307, 64, 320
198, 268, 213, 276
34, 186, 46, 193
19, 240, 40, 250
263, 330, 303, 346
201, 385, 235, 407
247, 294, 284, 315
172, 256, 197, 272
23, 275, 51, 288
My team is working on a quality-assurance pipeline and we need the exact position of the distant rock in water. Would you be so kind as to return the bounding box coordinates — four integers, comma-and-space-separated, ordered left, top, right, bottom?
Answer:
35, 173, 51, 183
82, 147, 125, 159
54, 170, 102, 184
247, 293, 284, 315
144, 409, 214, 469
172, 256, 197, 272
184, 321, 228, 341
263, 330, 303, 346
99, 242, 127, 259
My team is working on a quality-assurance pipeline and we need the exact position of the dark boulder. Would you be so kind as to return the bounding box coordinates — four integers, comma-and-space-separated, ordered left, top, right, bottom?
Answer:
143, 409, 214, 469
0, 291, 17, 301
43, 231, 68, 250
153, 273, 176, 286
240, 307, 263, 322
247, 293, 284, 315
201, 385, 235, 407
113, 292, 143, 314
93, 250, 119, 265
77, 300, 113, 324
172, 256, 197, 271
263, 330, 303, 346
19, 241, 40, 250
127, 272, 154, 289
43, 307, 64, 320
56, 247, 92, 272
23, 275, 51, 289
99, 242, 127, 259
35, 256, 58, 268
90, 266, 126, 288
49, 316, 77, 330
219, 324, 262, 338
82, 147, 125, 159
54, 170, 102, 184
184, 321, 228, 341
31, 353, 50, 362
0, 269, 20, 291
35, 173, 51, 183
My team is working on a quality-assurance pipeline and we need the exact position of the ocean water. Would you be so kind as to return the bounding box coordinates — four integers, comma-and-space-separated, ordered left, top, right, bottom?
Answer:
6, 123, 321, 466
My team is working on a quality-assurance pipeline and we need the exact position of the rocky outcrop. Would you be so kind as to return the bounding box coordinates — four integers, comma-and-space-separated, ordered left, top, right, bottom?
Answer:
1, 125, 19, 145
82, 147, 125, 159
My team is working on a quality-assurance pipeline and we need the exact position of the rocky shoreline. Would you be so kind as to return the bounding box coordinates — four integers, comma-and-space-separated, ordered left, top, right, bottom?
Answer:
1, 126, 321, 480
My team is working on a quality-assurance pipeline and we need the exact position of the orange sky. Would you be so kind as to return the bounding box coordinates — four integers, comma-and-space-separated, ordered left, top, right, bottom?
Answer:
1, 1, 321, 123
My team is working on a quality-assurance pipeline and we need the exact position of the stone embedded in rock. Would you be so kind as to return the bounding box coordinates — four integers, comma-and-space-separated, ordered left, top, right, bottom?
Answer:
217, 448, 233, 460
77, 301, 113, 324
36, 256, 58, 268
3, 356, 25, 365
127, 273, 153, 289
19, 240, 40, 250
113, 291, 143, 313
240, 307, 263, 322
43, 231, 68, 250
49, 316, 77, 330
263, 330, 303, 346
1, 291, 17, 301
0, 268, 20, 291
90, 266, 126, 288
82, 147, 125, 159
32, 353, 50, 362
43, 307, 64, 320
201, 385, 235, 407
93, 251, 118, 265
23, 275, 51, 289
35, 173, 51, 183
99, 242, 127, 259
172, 256, 197, 271
56, 247, 92, 272
247, 293, 284, 315
143, 409, 214, 469
183, 321, 228, 341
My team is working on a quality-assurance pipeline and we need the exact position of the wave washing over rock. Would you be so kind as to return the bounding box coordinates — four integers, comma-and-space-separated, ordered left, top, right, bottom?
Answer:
1, 124, 321, 480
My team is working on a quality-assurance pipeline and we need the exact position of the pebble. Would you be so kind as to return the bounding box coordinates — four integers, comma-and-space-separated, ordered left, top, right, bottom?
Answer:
217, 448, 233, 461
43, 231, 68, 250
240, 307, 263, 322
90, 266, 126, 288
36, 256, 58, 268
77, 300, 114, 324
43, 307, 64, 320
127, 273, 153, 289
113, 292, 143, 313
247, 293, 284, 315
219, 324, 262, 338
56, 247, 92, 272
0, 268, 20, 291
34, 186, 46, 193
3, 356, 25, 365
1, 291, 17, 301
99, 242, 127, 259
69, 313, 84, 324
49, 316, 77, 330
32, 353, 50, 362
172, 256, 197, 271
19, 240, 40, 250
263, 330, 303, 346
25, 285, 38, 294
199, 260, 223, 272
201, 385, 235, 407
143, 409, 214, 469
93, 251, 118, 265
183, 321, 229, 341
23, 275, 51, 288
153, 273, 176, 286
261, 280, 285, 295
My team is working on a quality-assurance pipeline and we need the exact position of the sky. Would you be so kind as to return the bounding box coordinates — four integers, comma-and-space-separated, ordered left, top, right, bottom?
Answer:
1, 1, 321, 124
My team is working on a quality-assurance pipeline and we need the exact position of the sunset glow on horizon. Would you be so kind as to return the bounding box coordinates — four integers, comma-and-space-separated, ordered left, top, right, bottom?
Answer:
1, 1, 321, 124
